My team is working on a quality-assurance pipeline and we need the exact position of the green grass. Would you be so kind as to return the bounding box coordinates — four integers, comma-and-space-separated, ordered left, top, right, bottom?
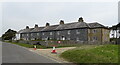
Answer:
60, 44, 119, 63
6, 41, 76, 49
6, 41, 47, 49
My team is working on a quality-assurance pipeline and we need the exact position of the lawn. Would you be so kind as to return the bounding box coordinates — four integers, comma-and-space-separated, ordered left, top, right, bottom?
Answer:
60, 44, 119, 63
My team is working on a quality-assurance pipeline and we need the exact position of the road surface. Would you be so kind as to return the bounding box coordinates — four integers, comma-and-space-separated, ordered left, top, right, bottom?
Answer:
2, 41, 63, 65
0, 41, 2, 65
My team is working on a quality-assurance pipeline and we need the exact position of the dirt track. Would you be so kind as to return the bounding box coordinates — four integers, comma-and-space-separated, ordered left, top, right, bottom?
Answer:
29, 47, 76, 63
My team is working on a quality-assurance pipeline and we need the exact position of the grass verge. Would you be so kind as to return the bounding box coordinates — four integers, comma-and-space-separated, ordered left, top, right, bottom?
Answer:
6, 41, 47, 49
60, 44, 118, 63
5, 41, 76, 49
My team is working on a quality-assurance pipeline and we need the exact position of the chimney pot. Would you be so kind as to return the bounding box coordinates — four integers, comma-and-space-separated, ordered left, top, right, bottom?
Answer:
60, 20, 64, 24
46, 23, 50, 27
26, 26, 29, 29
78, 17, 84, 22
35, 24, 38, 28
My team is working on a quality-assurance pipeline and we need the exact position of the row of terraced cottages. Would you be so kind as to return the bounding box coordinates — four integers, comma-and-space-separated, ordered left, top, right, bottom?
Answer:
16, 17, 110, 42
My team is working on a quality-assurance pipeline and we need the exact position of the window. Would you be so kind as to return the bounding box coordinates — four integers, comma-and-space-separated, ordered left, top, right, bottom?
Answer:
31, 38, 35, 40
22, 34, 24, 37
57, 38, 59, 40
68, 30, 71, 34
68, 38, 70, 40
27, 34, 29, 36
42, 38, 44, 40
57, 31, 60, 35
76, 30, 80, 34
50, 32, 52, 35
37, 33, 39, 36
61, 36, 65, 40
42, 33, 44, 35
50, 38, 52, 40
93, 37, 97, 40
27, 38, 29, 40
31, 34, 33, 36
76, 38, 79, 41
93, 29, 97, 33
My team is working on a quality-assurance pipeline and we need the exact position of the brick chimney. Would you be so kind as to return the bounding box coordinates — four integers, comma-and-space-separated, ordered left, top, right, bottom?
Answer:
26, 26, 29, 29
60, 20, 64, 25
78, 17, 84, 22
34, 24, 38, 28
46, 23, 50, 27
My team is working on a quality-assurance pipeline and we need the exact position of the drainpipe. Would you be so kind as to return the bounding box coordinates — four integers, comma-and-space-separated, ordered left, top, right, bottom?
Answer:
101, 28, 102, 44
115, 26, 117, 44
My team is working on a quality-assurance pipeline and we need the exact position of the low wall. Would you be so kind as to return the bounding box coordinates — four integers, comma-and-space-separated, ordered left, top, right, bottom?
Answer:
14, 40, 113, 47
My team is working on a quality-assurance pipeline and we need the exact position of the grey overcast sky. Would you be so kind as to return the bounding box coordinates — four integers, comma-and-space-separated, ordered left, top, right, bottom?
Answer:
0, 1, 119, 36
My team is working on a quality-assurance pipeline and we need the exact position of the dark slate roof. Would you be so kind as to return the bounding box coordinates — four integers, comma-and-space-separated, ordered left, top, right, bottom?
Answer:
110, 23, 120, 30
18, 22, 108, 33
20, 28, 34, 33
41, 25, 59, 31
55, 22, 90, 30
70, 22, 90, 29
17, 29, 24, 34
116, 23, 120, 27
88, 22, 107, 28
30, 27, 44, 32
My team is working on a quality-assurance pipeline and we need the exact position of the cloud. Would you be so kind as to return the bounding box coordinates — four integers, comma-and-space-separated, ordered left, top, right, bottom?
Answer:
1, 0, 119, 2
1, 2, 118, 36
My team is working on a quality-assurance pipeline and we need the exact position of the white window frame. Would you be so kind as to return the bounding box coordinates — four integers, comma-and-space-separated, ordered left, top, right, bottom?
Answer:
22, 34, 24, 37
68, 30, 71, 35
76, 30, 80, 34
50, 37, 52, 40
31, 33, 33, 36
27, 38, 29, 40
42, 33, 44, 35
57, 31, 60, 35
61, 36, 65, 40
76, 37, 79, 41
37, 33, 39, 36
50, 32, 52, 35
57, 38, 59, 40
27, 34, 29, 36
31, 38, 35, 40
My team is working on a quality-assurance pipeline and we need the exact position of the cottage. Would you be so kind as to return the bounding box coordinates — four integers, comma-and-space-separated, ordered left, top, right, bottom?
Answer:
16, 17, 110, 42
110, 23, 120, 44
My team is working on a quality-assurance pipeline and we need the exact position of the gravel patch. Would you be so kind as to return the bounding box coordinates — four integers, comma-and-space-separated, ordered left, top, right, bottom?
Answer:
29, 47, 76, 63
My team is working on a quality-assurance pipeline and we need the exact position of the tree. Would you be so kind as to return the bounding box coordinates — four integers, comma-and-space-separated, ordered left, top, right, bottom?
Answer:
2, 29, 17, 40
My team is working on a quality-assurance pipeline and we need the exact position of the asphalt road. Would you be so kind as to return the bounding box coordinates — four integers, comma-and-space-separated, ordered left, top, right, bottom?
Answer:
2, 41, 63, 65
0, 41, 2, 65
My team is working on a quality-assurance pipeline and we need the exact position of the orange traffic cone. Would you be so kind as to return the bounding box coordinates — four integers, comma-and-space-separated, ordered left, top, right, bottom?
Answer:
51, 45, 57, 53
34, 45, 37, 50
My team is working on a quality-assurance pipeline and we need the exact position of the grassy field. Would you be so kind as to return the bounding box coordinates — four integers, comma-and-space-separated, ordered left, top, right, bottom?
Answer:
60, 44, 119, 63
